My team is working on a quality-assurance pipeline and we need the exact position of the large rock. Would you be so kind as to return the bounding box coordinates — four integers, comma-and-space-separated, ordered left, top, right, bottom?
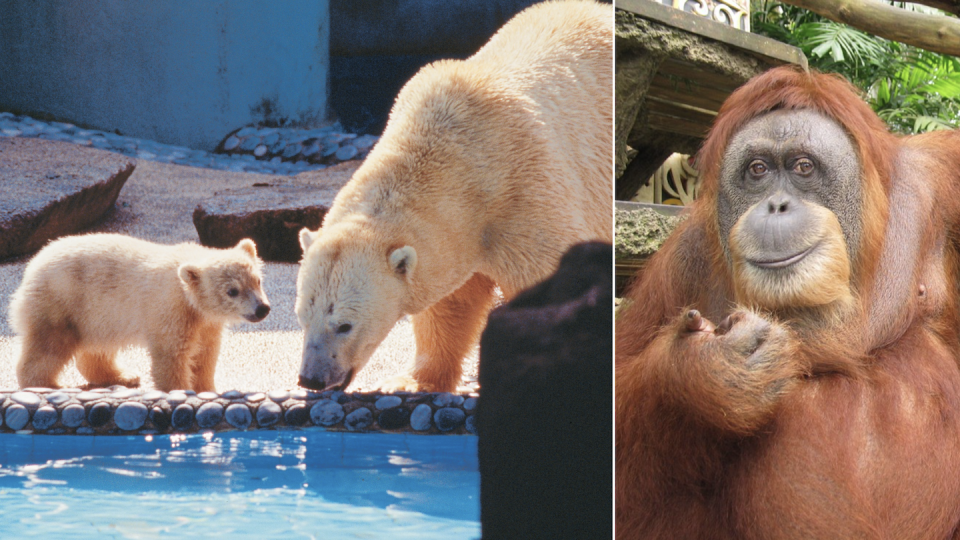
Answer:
477, 241, 612, 540
0, 137, 134, 260
192, 161, 358, 262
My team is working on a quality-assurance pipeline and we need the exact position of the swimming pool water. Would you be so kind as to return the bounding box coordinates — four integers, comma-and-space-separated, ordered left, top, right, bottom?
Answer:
0, 429, 480, 539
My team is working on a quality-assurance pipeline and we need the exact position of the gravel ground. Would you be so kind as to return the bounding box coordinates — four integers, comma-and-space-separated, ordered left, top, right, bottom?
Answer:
0, 158, 479, 393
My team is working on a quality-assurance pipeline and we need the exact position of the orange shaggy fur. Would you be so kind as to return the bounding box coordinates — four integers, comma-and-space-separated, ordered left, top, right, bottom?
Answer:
616, 66, 960, 539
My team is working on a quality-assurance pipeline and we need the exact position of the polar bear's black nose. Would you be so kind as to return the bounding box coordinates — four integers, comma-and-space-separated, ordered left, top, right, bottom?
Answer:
255, 304, 270, 320
299, 375, 325, 391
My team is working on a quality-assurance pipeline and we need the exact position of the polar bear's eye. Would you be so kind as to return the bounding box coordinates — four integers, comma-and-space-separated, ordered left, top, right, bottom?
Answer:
337, 323, 352, 334
227, 288, 240, 297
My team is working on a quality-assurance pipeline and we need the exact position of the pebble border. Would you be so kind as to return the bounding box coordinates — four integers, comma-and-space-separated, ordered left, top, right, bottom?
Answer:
0, 387, 478, 436
0, 112, 377, 176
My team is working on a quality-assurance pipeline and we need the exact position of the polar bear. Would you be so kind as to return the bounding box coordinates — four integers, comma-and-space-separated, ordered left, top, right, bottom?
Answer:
9, 234, 270, 392
295, 0, 612, 393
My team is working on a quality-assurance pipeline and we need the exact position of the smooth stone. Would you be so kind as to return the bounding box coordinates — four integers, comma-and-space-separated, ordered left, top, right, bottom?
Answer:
321, 143, 339, 157
31, 407, 58, 430
269, 156, 282, 165
142, 391, 167, 402
236, 127, 257, 137
463, 397, 478, 411
61, 404, 86, 428
23, 387, 53, 393
245, 392, 266, 403
410, 404, 433, 431
344, 407, 373, 431
239, 136, 261, 151
76, 427, 95, 435
465, 414, 478, 434
11, 392, 41, 408
309, 400, 344, 426
196, 402, 224, 428
377, 408, 410, 430
290, 389, 308, 400
268, 390, 290, 403
432, 393, 464, 408
5, 404, 29, 430
46, 392, 71, 406
256, 401, 282, 427
167, 392, 188, 405
221, 390, 243, 400
322, 134, 345, 145
115, 402, 149, 431
434, 407, 466, 432
284, 403, 310, 426
353, 135, 378, 151
87, 402, 112, 427
301, 143, 320, 157
225, 404, 252, 429
76, 392, 101, 402
334, 145, 358, 161
270, 140, 287, 154
171, 404, 195, 429
282, 143, 302, 159
197, 392, 219, 401
111, 389, 141, 400
149, 407, 171, 430
375, 396, 402, 410
253, 144, 268, 157
263, 133, 280, 146
222, 136, 241, 151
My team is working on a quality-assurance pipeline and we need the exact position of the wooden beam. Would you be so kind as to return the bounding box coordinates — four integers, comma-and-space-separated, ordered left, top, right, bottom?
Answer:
783, 0, 960, 57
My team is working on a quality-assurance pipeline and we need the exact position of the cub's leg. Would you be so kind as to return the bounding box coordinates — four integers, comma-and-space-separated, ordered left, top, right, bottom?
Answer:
189, 323, 224, 393
75, 350, 140, 389
16, 326, 79, 389
382, 273, 498, 392
147, 331, 198, 392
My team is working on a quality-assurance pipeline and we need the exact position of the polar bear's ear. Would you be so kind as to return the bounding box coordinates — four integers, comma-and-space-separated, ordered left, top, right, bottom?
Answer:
299, 228, 320, 252
389, 246, 417, 278
236, 238, 258, 259
178, 264, 202, 287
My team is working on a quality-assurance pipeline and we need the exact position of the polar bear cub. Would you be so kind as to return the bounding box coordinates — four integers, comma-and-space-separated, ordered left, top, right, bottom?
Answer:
9, 234, 270, 392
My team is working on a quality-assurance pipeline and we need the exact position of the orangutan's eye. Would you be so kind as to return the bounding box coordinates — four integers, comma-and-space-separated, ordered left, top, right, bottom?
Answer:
748, 160, 768, 177
793, 157, 815, 176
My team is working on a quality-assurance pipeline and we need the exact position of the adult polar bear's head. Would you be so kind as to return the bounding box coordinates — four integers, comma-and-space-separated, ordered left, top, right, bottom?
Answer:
295, 224, 417, 391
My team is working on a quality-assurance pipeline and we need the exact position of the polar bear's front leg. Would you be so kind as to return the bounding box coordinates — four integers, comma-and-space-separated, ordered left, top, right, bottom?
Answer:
189, 322, 224, 393
148, 334, 197, 392
397, 273, 498, 392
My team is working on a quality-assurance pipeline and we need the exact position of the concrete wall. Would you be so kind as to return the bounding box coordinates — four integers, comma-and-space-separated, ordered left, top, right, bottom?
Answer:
0, 1, 329, 151
328, 0, 545, 134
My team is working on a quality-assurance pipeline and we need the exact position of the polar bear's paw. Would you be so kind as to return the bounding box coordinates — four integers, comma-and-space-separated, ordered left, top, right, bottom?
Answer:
377, 374, 421, 393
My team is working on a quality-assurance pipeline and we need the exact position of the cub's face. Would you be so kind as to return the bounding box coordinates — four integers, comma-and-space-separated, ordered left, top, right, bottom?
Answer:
178, 239, 271, 324
295, 227, 416, 391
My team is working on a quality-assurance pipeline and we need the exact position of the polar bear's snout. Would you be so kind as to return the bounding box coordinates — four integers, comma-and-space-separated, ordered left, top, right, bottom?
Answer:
246, 303, 271, 323
298, 334, 359, 391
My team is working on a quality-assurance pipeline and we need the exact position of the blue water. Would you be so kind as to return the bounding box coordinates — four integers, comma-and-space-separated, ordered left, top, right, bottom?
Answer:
0, 429, 480, 539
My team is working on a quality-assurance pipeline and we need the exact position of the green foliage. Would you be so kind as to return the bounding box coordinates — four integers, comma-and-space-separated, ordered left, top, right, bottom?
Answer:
751, 1, 960, 134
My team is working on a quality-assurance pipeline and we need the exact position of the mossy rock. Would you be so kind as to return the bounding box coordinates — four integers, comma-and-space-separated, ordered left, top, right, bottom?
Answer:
615, 208, 685, 260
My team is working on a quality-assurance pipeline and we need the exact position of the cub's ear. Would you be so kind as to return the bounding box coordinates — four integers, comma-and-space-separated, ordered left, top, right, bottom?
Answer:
389, 246, 417, 278
299, 228, 320, 252
178, 264, 202, 287
236, 238, 258, 259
